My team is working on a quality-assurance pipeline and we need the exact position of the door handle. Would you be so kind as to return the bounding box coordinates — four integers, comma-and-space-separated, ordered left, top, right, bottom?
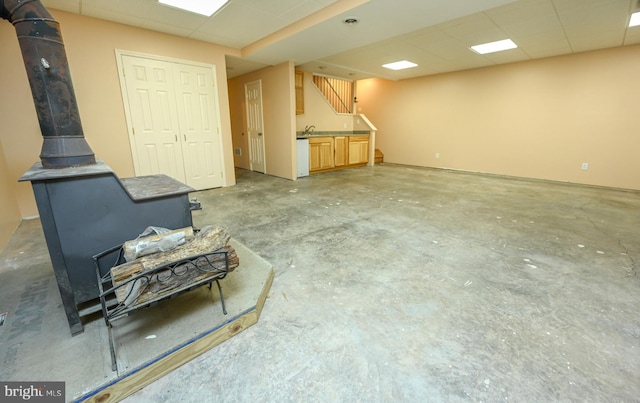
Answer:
183, 134, 186, 141
258, 132, 262, 136
174, 134, 177, 142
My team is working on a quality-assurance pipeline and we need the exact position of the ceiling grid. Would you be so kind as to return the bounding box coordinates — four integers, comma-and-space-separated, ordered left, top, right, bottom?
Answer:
39, 0, 640, 80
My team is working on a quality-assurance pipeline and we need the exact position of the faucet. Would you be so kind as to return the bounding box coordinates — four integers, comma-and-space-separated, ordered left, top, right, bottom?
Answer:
303, 125, 315, 135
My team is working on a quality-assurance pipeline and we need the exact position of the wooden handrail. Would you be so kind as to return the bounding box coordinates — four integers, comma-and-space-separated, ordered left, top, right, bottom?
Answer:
313, 75, 353, 114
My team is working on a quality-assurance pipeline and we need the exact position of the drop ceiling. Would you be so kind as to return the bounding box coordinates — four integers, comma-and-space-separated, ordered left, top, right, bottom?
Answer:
41, 0, 640, 80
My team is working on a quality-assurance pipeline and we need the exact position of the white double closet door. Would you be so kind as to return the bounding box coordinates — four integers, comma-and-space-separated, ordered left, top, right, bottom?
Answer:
118, 51, 224, 190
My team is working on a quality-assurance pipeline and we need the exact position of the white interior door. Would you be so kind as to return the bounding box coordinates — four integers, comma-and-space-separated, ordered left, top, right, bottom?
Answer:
119, 52, 224, 189
121, 55, 186, 182
174, 64, 223, 189
245, 80, 265, 173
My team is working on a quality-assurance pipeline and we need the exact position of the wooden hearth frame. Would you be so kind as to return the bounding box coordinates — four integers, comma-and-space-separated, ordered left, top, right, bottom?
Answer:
93, 244, 230, 371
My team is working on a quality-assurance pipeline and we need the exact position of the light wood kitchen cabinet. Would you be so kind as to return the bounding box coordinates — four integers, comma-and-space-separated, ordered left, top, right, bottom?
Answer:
295, 70, 304, 115
307, 135, 369, 173
309, 137, 334, 171
348, 136, 369, 165
334, 136, 348, 167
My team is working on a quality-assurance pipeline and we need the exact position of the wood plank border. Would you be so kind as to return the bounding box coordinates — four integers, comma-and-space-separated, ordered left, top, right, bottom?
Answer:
77, 267, 274, 403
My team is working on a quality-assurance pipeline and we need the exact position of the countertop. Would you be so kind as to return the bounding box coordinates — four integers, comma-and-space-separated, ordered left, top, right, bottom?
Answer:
296, 130, 370, 139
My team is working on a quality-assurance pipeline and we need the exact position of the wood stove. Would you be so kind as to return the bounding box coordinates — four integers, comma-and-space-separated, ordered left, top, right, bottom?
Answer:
3, 1, 200, 335
19, 162, 197, 335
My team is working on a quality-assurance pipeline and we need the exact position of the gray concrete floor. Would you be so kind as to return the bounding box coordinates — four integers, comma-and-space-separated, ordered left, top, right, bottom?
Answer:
7, 163, 640, 401
124, 164, 640, 402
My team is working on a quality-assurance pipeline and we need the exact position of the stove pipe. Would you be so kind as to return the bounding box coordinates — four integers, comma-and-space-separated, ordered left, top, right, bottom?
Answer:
1, 0, 95, 168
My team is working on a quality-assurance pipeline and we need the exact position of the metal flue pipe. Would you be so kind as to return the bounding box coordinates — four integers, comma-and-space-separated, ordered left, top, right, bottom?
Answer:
1, 0, 95, 168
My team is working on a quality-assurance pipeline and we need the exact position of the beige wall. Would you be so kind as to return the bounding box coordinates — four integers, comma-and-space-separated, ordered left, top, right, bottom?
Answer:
296, 71, 355, 132
0, 10, 237, 219
357, 44, 640, 190
0, 19, 41, 219
0, 140, 21, 251
228, 61, 297, 180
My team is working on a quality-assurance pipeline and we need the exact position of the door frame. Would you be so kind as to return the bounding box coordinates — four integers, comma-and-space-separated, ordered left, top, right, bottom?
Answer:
115, 49, 226, 184
244, 79, 266, 173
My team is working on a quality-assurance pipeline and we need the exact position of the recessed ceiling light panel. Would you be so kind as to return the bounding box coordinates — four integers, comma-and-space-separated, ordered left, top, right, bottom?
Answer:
630, 11, 640, 27
382, 60, 418, 70
158, 0, 228, 17
470, 39, 517, 55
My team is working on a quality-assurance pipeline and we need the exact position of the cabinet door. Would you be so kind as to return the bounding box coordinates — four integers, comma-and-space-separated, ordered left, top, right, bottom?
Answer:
319, 141, 334, 169
295, 70, 304, 115
309, 142, 321, 171
334, 136, 347, 167
348, 136, 369, 165
309, 137, 334, 171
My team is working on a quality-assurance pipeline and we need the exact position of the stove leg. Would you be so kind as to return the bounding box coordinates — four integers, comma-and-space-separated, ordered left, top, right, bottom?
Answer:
108, 324, 117, 372
215, 280, 227, 316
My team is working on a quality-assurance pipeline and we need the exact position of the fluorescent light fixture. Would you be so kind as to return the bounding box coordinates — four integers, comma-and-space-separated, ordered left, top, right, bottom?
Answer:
470, 39, 517, 55
382, 60, 418, 70
630, 11, 640, 27
158, 0, 228, 16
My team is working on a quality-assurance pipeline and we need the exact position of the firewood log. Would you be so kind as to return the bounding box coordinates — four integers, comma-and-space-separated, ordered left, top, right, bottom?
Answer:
110, 226, 239, 305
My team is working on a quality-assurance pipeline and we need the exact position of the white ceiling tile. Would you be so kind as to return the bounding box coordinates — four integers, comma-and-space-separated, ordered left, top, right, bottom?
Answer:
563, 24, 627, 50
524, 47, 572, 59
145, 2, 209, 31
195, 2, 288, 46
552, 0, 629, 14
436, 56, 495, 73
511, 30, 572, 57
41, 0, 81, 13
81, 0, 154, 16
440, 15, 507, 46
80, 6, 147, 28
487, 0, 563, 37
237, 0, 314, 17
569, 31, 628, 51
320, 0, 343, 6
556, 0, 631, 27
317, 41, 380, 65
417, 35, 479, 60
624, 27, 640, 45
279, 1, 333, 21
481, 47, 530, 64
140, 20, 195, 37
404, 27, 453, 46
486, 0, 554, 17
439, 13, 498, 36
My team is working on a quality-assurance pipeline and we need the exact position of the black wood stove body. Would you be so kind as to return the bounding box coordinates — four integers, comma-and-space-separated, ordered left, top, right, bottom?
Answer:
20, 162, 196, 335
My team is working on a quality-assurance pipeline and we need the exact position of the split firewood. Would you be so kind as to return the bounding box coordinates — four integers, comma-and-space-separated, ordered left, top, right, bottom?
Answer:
122, 226, 195, 262
110, 226, 239, 305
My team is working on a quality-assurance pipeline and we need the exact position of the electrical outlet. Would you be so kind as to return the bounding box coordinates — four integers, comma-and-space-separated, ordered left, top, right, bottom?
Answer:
581, 162, 589, 170
234, 148, 242, 156
435, 153, 440, 159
